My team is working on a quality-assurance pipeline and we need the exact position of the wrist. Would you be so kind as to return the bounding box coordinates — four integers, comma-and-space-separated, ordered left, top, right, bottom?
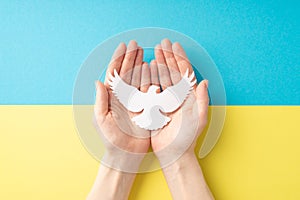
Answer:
101, 150, 146, 173
154, 145, 197, 169
160, 151, 214, 200
163, 151, 198, 172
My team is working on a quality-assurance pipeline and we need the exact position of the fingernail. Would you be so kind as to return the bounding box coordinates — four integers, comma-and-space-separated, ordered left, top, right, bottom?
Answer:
205, 80, 209, 89
155, 44, 161, 49
95, 81, 98, 89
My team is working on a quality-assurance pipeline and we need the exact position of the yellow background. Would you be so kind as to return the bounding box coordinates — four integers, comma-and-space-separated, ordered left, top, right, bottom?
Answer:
0, 106, 299, 199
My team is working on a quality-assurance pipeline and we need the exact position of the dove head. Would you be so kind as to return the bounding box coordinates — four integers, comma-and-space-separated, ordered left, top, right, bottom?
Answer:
147, 85, 160, 94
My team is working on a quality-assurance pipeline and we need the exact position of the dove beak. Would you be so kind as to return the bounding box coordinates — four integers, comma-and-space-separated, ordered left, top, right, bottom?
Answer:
153, 85, 160, 93
147, 85, 160, 93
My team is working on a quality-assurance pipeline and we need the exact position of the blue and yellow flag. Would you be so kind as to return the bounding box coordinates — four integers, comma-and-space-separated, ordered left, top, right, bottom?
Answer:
0, 1, 299, 199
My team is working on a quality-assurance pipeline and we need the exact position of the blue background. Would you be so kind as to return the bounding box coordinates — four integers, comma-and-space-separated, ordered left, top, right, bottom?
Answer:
0, 0, 299, 105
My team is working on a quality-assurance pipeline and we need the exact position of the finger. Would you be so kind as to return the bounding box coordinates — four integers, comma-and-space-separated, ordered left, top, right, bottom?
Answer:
94, 80, 109, 122
155, 44, 172, 90
172, 42, 193, 76
105, 43, 126, 86
140, 62, 151, 92
161, 39, 181, 84
131, 65, 142, 89
120, 40, 138, 84
134, 46, 144, 68
130, 47, 143, 88
195, 80, 209, 127
150, 60, 160, 87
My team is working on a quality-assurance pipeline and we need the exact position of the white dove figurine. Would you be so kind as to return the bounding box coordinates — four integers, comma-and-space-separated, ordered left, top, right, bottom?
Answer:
108, 69, 196, 130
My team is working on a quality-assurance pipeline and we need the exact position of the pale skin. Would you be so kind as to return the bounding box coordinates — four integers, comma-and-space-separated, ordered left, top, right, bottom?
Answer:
87, 39, 214, 200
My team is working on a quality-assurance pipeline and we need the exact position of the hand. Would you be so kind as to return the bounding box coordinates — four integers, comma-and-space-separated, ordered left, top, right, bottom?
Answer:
94, 40, 151, 172
149, 39, 213, 200
150, 39, 209, 165
88, 41, 151, 200
89, 40, 213, 200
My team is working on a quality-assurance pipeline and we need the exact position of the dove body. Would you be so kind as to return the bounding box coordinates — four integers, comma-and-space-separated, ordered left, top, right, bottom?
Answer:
131, 85, 171, 130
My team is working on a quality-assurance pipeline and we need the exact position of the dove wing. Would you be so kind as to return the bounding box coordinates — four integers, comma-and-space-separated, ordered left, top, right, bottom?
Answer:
108, 69, 145, 112
157, 69, 196, 113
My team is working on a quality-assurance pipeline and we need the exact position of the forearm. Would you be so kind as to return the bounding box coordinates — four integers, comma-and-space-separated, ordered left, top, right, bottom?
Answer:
87, 164, 136, 200
162, 152, 214, 200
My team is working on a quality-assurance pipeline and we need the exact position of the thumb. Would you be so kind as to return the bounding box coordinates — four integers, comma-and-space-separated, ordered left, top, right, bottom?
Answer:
195, 80, 209, 125
94, 80, 109, 121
